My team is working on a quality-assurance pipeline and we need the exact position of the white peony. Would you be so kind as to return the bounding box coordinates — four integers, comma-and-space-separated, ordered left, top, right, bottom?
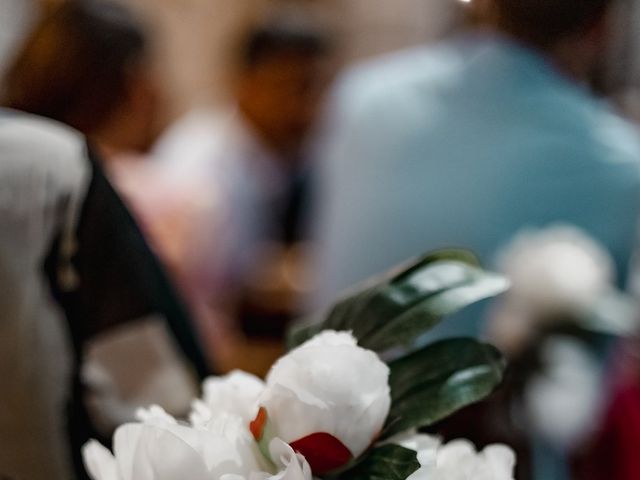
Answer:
524, 337, 603, 450
82, 406, 268, 480
497, 224, 614, 313
487, 225, 616, 354
191, 370, 265, 427
431, 440, 515, 480
396, 433, 515, 480
247, 439, 313, 480
252, 330, 391, 474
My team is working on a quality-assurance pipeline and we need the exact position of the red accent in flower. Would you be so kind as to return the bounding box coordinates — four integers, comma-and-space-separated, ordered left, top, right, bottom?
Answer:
250, 407, 267, 441
289, 432, 353, 475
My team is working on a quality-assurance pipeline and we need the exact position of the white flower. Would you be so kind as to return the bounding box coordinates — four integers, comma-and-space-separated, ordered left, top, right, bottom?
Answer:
247, 439, 313, 480
191, 370, 265, 427
136, 404, 178, 426
253, 331, 391, 475
487, 225, 616, 354
498, 225, 614, 314
397, 434, 515, 480
82, 406, 267, 480
431, 440, 515, 480
524, 337, 603, 449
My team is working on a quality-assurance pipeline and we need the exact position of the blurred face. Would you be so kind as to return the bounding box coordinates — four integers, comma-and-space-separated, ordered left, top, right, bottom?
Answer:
94, 61, 166, 155
123, 64, 166, 152
235, 52, 330, 157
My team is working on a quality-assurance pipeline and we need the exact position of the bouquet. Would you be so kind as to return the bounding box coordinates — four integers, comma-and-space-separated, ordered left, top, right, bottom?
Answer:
486, 225, 637, 451
83, 250, 516, 479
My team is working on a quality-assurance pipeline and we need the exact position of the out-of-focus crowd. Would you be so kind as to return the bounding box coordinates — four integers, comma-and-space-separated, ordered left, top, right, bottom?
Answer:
3, 1, 640, 479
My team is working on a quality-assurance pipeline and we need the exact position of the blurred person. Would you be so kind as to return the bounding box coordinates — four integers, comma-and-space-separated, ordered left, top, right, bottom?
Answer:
309, 0, 640, 478
311, 0, 640, 336
572, 252, 640, 480
482, 225, 636, 480
3, 0, 163, 155
150, 7, 333, 374
1, 0, 181, 284
1, 0, 214, 384
2, 0, 243, 373
0, 112, 86, 480
0, 110, 209, 480
0, 2, 213, 477
1, 0, 178, 282
0, 1, 327, 375
570, 337, 640, 480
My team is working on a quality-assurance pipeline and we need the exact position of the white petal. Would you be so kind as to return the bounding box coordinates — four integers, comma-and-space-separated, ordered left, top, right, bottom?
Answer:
297, 330, 357, 349
481, 444, 516, 478
199, 370, 265, 423
430, 439, 517, 480
497, 225, 614, 314
267, 439, 313, 480
437, 439, 476, 465
82, 440, 119, 480
524, 337, 602, 448
114, 415, 265, 480
217, 440, 313, 480
113, 424, 148, 480
189, 399, 213, 427
263, 330, 390, 457
136, 426, 211, 480
195, 414, 267, 476
136, 405, 178, 427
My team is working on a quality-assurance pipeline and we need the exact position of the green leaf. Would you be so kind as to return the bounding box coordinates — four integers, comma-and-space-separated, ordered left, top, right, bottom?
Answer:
287, 249, 508, 353
358, 272, 509, 352
332, 444, 420, 480
383, 338, 505, 438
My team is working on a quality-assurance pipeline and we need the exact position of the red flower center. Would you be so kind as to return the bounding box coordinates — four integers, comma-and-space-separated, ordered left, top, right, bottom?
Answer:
290, 432, 353, 475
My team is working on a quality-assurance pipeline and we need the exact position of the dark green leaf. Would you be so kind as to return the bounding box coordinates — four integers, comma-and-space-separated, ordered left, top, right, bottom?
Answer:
383, 338, 505, 438
358, 273, 508, 352
287, 249, 508, 353
332, 444, 420, 480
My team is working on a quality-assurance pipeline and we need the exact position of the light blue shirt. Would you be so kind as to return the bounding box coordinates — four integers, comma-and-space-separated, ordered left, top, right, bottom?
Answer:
311, 33, 640, 339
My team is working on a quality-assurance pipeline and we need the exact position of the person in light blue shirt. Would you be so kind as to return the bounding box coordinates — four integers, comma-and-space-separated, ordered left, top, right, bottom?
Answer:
311, 0, 640, 335
310, 1, 640, 478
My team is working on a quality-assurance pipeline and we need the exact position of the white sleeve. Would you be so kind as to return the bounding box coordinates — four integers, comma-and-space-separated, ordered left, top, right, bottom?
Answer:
0, 112, 90, 480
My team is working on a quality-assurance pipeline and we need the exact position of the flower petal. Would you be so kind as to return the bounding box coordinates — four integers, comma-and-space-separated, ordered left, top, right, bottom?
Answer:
198, 370, 265, 424
268, 439, 313, 480
113, 424, 148, 480
137, 426, 211, 480
262, 331, 390, 457
82, 440, 119, 480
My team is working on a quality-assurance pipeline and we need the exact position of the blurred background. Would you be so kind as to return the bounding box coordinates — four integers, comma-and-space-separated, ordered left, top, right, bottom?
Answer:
0, 0, 475, 376
4, 0, 640, 479
0, 0, 466, 120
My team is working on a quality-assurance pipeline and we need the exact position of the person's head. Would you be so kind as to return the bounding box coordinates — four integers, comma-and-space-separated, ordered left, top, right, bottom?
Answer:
475, 0, 614, 80
3, 0, 162, 153
233, 10, 332, 157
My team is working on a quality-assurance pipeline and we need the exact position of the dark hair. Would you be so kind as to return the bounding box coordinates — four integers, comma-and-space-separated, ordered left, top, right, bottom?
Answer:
240, 10, 329, 69
493, 0, 611, 49
2, 0, 147, 133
